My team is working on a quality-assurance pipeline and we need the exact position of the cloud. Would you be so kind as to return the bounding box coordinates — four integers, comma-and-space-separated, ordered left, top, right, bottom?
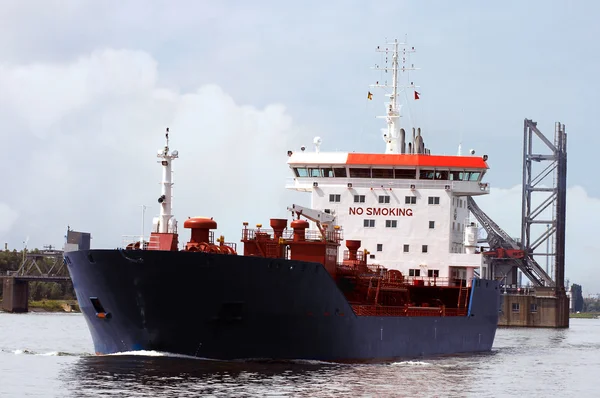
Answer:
0, 49, 158, 138
476, 185, 600, 295
0, 48, 307, 251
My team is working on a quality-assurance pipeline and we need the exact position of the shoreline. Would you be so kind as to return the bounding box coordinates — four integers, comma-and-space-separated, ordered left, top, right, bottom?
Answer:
570, 312, 600, 319
0, 299, 81, 313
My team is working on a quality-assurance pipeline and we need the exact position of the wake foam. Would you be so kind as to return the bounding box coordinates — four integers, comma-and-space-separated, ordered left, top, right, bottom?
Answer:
105, 350, 213, 360
10, 349, 81, 357
391, 360, 432, 366
103, 351, 340, 365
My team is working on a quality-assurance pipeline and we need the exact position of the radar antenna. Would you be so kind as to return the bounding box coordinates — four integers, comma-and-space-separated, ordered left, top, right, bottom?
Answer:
371, 38, 420, 154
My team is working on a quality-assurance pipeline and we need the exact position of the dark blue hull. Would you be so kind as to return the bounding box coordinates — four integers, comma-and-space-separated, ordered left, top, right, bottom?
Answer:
65, 249, 501, 363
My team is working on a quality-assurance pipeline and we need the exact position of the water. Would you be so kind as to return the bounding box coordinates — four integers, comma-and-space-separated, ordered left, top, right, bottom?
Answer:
0, 313, 598, 397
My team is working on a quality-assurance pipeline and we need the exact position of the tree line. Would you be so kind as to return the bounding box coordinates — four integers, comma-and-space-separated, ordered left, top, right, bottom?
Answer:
583, 297, 600, 313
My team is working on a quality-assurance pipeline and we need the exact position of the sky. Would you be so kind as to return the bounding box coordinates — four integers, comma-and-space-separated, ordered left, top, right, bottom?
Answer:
0, 0, 598, 294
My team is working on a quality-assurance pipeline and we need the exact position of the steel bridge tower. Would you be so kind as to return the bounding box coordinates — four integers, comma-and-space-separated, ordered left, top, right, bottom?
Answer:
469, 119, 567, 289
468, 119, 569, 327
521, 119, 567, 295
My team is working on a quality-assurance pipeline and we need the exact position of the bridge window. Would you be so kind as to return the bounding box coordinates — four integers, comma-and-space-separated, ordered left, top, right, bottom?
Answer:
386, 220, 398, 228
468, 171, 481, 181
333, 167, 347, 177
354, 195, 365, 203
429, 221, 435, 229
395, 169, 416, 179
329, 194, 341, 203
321, 167, 334, 177
294, 167, 309, 177
428, 196, 440, 205
422, 245, 428, 253
434, 171, 449, 180
377, 244, 383, 252
372, 168, 393, 178
419, 169, 435, 179
349, 168, 371, 178
405, 196, 417, 204
428, 270, 439, 277
308, 168, 321, 177
409, 269, 420, 277
403, 244, 409, 252
449, 171, 464, 181
449, 171, 483, 181
378, 195, 390, 204
364, 219, 375, 228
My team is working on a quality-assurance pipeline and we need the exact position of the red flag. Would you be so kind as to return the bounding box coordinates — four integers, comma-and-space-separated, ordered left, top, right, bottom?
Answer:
414, 91, 420, 100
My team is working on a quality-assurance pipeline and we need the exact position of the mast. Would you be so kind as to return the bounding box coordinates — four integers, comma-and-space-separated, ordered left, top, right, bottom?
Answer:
156, 127, 178, 234
140, 204, 147, 245
371, 38, 419, 154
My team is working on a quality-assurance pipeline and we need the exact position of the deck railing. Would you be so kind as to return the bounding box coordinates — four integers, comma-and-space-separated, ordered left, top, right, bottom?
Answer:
286, 177, 491, 195
500, 286, 537, 296
241, 228, 342, 243
334, 268, 467, 288
121, 235, 145, 249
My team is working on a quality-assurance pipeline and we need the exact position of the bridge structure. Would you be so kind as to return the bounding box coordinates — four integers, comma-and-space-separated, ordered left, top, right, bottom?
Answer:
468, 119, 569, 328
0, 229, 91, 312
1, 246, 71, 313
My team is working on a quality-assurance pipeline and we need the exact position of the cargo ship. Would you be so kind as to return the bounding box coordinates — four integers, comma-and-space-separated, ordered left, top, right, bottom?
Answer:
65, 39, 501, 363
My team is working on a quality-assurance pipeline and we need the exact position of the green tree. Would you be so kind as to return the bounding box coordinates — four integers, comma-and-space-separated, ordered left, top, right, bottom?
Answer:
49, 284, 63, 300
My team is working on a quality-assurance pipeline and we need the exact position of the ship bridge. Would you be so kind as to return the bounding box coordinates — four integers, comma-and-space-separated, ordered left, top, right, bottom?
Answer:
286, 151, 490, 196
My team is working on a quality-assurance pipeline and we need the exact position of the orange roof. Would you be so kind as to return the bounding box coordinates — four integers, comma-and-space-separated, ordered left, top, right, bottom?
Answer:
346, 154, 488, 169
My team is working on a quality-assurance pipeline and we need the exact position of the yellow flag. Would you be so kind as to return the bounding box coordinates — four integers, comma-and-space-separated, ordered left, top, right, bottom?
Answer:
367, 91, 373, 100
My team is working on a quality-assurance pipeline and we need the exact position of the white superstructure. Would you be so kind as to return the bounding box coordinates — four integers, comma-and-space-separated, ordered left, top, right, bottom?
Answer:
285, 39, 491, 282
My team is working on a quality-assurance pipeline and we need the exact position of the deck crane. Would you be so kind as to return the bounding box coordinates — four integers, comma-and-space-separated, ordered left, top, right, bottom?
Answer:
287, 204, 338, 240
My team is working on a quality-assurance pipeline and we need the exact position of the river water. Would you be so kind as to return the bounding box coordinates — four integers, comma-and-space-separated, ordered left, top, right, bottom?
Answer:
0, 312, 597, 397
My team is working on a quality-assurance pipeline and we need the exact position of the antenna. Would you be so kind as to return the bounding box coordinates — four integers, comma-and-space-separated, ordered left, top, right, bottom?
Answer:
313, 136, 322, 153
371, 38, 420, 154
140, 204, 149, 247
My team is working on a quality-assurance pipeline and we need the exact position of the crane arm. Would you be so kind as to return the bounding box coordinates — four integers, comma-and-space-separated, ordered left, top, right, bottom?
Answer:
287, 204, 337, 238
